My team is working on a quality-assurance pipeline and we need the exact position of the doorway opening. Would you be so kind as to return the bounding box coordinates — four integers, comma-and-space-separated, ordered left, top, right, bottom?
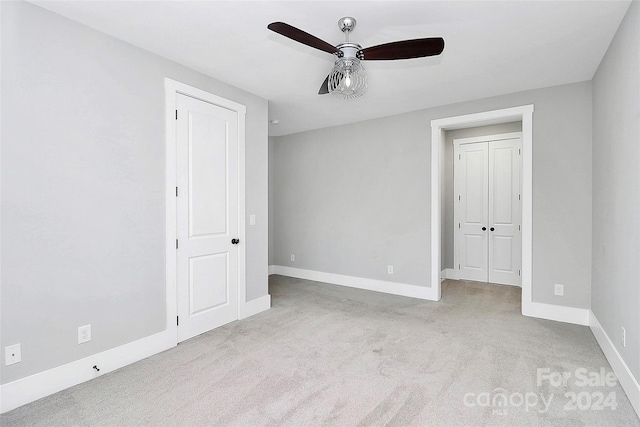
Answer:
430, 105, 534, 312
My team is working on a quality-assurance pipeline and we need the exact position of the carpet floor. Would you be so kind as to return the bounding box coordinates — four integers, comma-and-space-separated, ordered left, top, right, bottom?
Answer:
2, 275, 638, 426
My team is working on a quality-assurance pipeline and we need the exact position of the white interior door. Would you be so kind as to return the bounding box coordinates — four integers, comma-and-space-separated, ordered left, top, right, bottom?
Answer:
455, 143, 489, 282
176, 93, 239, 342
488, 139, 522, 285
454, 134, 522, 286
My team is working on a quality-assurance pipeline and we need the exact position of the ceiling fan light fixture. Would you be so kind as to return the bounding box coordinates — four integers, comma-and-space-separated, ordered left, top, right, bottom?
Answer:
268, 17, 444, 97
328, 57, 367, 99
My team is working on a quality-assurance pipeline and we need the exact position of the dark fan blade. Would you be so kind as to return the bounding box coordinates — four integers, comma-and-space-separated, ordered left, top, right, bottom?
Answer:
318, 75, 330, 95
318, 71, 344, 95
268, 22, 340, 56
358, 37, 444, 60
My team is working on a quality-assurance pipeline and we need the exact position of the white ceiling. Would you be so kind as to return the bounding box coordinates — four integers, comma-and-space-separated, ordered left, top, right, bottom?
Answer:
32, 1, 631, 136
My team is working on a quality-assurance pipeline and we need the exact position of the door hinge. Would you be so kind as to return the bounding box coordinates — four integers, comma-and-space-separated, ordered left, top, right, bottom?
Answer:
458, 223, 461, 229
175, 110, 178, 120
518, 148, 521, 155
458, 264, 461, 269
458, 195, 461, 201
459, 154, 461, 160
176, 187, 178, 197
518, 270, 521, 276
519, 224, 521, 231
177, 316, 179, 326
176, 239, 179, 249
519, 194, 521, 201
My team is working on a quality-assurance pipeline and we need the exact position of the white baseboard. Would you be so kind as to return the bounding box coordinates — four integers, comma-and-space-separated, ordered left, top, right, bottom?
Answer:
590, 311, 640, 418
440, 268, 456, 281
522, 301, 590, 325
437, 272, 586, 326
239, 294, 271, 319
0, 291, 271, 414
0, 330, 175, 414
269, 265, 439, 301
271, 267, 588, 325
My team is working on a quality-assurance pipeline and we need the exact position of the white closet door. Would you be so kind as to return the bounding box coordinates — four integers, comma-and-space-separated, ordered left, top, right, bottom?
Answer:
455, 142, 489, 282
176, 93, 239, 342
488, 139, 522, 285
454, 134, 522, 286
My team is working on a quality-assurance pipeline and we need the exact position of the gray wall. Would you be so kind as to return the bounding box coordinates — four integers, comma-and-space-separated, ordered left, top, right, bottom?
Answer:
272, 110, 432, 286
1, 2, 268, 384
271, 80, 592, 309
442, 122, 522, 271
592, 0, 639, 380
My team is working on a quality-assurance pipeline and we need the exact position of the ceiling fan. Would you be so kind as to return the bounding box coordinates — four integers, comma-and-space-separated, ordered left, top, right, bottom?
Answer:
267, 17, 445, 99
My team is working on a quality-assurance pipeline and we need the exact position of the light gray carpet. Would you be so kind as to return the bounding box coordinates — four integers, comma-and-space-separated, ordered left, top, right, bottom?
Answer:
2, 276, 639, 426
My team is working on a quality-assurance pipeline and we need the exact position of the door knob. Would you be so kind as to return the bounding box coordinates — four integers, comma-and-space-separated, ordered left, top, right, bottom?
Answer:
490, 227, 495, 232
482, 227, 486, 231
231, 238, 239, 244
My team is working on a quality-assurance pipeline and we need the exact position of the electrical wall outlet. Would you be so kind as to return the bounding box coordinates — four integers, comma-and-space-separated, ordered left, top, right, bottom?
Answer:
622, 327, 626, 347
290, 254, 295, 262
249, 214, 256, 226
78, 324, 92, 344
387, 265, 394, 275
5, 344, 21, 366
554, 284, 564, 296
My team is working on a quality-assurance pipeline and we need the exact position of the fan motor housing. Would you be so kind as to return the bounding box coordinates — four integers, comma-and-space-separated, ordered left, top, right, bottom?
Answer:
336, 42, 362, 59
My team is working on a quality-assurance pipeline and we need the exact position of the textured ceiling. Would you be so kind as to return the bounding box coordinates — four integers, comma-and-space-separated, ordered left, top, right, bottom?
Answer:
32, 1, 631, 136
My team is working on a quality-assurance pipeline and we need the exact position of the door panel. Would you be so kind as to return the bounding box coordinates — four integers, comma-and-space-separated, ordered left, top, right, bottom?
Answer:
177, 93, 238, 342
464, 235, 485, 269
492, 236, 514, 271
188, 111, 228, 237
464, 150, 486, 223
491, 147, 514, 224
189, 253, 228, 314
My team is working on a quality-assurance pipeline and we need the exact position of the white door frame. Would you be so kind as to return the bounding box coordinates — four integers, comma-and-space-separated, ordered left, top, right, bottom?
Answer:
453, 132, 523, 285
165, 78, 246, 341
430, 105, 534, 311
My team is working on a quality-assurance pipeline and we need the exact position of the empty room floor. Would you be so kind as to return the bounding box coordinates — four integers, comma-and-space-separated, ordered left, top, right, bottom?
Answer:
2, 276, 638, 426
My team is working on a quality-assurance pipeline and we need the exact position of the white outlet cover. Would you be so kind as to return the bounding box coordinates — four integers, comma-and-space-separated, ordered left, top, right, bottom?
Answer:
290, 254, 295, 262
554, 284, 564, 296
388, 265, 394, 274
5, 344, 21, 366
78, 324, 92, 344
249, 214, 256, 226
